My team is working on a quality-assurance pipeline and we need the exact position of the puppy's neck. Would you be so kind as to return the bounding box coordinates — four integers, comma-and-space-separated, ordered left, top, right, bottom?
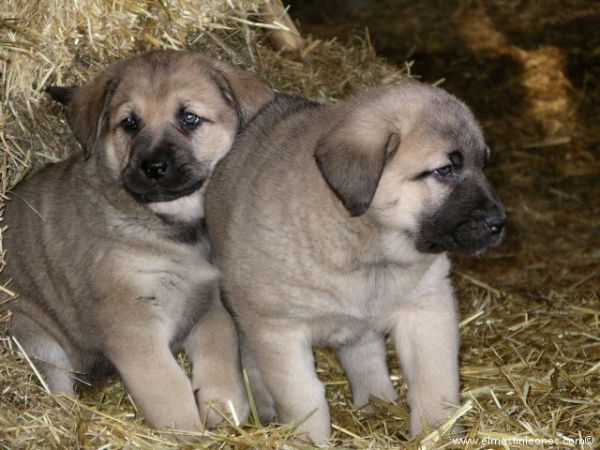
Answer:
147, 186, 206, 224
335, 211, 434, 269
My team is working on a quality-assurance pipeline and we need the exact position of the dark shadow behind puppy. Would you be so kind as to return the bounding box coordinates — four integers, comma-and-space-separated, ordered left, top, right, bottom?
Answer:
206, 82, 506, 444
0, 50, 274, 431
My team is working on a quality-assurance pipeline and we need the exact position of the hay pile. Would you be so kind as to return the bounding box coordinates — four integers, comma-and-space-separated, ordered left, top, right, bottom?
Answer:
1, 0, 599, 449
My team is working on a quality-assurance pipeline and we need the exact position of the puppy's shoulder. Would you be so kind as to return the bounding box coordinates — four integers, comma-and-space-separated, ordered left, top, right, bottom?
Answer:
4, 154, 85, 220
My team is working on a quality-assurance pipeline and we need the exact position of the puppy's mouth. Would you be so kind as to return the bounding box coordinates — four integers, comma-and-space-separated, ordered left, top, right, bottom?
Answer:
124, 176, 207, 203
122, 153, 209, 203
417, 218, 506, 256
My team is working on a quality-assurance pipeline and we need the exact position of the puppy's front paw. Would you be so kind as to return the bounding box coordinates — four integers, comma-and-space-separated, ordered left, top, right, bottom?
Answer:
195, 384, 250, 428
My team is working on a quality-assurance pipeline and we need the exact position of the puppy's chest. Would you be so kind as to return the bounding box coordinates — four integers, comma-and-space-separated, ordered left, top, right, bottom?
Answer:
346, 263, 423, 315
302, 264, 422, 346
104, 238, 218, 335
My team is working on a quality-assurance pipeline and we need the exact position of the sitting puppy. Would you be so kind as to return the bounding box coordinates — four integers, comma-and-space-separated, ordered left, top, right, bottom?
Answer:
0, 50, 274, 431
205, 82, 506, 443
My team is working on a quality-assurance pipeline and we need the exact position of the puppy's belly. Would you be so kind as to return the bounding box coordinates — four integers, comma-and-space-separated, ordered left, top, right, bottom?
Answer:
244, 256, 450, 348
308, 314, 372, 348
252, 281, 396, 347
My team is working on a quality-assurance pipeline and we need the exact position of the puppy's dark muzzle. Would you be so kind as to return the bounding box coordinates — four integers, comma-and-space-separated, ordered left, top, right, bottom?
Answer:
417, 176, 507, 256
123, 144, 207, 203
452, 199, 507, 254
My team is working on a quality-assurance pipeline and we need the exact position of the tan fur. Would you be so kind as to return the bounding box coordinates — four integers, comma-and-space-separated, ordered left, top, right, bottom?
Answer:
206, 82, 505, 443
0, 50, 275, 431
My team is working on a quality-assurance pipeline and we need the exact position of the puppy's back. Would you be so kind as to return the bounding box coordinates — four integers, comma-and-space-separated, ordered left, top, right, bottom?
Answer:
206, 93, 322, 241
1, 156, 113, 373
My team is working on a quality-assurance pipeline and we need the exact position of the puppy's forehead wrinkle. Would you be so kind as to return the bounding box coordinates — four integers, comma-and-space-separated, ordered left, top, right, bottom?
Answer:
115, 61, 224, 108
423, 113, 488, 163
450, 150, 464, 166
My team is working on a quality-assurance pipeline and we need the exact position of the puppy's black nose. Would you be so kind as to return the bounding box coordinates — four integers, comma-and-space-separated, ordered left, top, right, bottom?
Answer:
486, 215, 507, 235
141, 157, 169, 179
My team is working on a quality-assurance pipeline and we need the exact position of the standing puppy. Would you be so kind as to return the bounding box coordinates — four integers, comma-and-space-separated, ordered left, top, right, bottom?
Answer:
1, 50, 274, 431
206, 82, 506, 443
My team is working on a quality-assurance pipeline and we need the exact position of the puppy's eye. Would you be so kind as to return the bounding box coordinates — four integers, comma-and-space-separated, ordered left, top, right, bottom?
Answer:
121, 116, 138, 132
181, 112, 202, 128
433, 165, 453, 178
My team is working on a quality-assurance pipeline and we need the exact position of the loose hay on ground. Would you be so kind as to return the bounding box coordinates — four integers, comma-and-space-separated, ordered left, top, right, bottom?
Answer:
1, 1, 599, 449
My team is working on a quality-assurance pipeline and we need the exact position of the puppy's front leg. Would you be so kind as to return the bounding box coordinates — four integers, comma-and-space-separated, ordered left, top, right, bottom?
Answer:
239, 329, 277, 424
105, 329, 202, 431
184, 295, 249, 427
249, 328, 330, 445
335, 330, 398, 408
392, 292, 461, 437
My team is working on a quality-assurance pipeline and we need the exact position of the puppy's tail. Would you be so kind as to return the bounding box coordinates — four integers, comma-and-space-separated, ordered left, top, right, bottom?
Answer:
46, 85, 79, 105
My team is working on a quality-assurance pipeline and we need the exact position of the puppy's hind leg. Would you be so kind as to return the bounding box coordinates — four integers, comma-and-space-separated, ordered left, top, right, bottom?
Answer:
335, 330, 398, 409
184, 294, 249, 427
10, 312, 76, 396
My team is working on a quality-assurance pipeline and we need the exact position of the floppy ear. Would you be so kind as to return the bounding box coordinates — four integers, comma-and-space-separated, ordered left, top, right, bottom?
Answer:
315, 120, 400, 216
45, 86, 79, 105
63, 63, 124, 159
210, 60, 275, 128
